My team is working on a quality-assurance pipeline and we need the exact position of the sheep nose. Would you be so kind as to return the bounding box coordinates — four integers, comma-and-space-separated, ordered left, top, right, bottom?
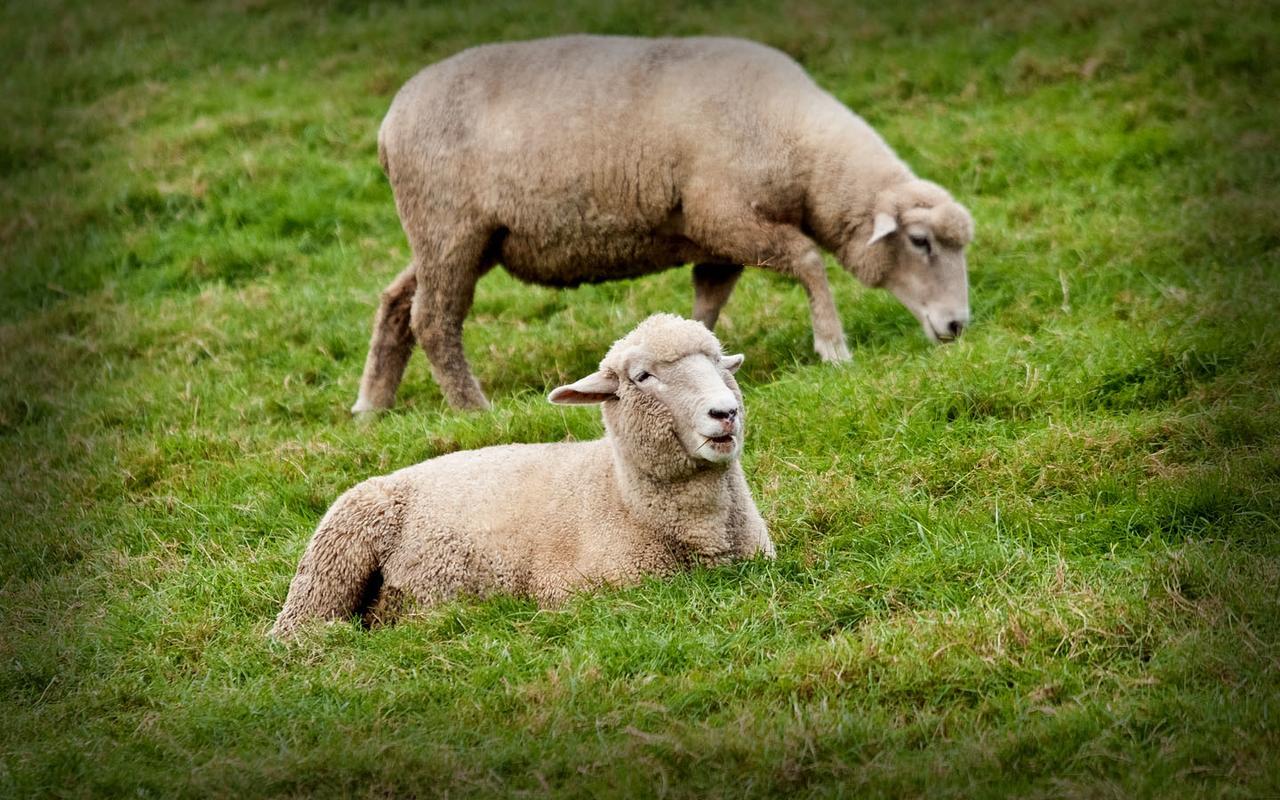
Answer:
708, 406, 738, 421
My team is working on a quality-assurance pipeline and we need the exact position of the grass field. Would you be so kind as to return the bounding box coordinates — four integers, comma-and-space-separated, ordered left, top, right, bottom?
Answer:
3, 0, 1279, 796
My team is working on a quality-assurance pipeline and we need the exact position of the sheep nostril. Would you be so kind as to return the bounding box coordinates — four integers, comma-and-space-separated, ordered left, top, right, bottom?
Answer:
948, 319, 965, 337
709, 407, 737, 421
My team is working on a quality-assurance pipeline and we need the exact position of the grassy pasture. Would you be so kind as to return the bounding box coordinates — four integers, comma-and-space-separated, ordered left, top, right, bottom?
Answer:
2, 0, 1278, 796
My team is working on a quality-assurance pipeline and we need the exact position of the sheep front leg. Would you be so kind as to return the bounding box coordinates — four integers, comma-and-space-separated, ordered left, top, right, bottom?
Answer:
688, 206, 850, 362
787, 249, 851, 363
691, 263, 743, 330
352, 264, 417, 414
410, 249, 491, 411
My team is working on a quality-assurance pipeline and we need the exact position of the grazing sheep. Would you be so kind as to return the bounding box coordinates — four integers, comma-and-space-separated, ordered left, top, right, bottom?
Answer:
272, 314, 773, 638
353, 34, 975, 412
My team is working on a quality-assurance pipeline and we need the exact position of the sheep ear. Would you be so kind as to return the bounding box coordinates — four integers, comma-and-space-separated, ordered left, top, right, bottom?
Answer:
867, 212, 898, 246
720, 353, 745, 373
548, 370, 619, 405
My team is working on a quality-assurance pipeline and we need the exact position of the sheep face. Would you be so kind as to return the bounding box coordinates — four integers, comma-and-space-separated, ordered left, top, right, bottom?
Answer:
625, 351, 746, 465
853, 181, 974, 344
550, 350, 747, 468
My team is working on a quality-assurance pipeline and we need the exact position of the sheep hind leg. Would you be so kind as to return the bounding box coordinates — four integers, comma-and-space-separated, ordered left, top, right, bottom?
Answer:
352, 264, 417, 414
410, 241, 492, 411
270, 488, 390, 639
692, 263, 743, 330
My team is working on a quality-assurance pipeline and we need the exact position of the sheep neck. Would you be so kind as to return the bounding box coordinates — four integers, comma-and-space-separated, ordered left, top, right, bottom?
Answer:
796, 97, 914, 257
607, 444, 737, 557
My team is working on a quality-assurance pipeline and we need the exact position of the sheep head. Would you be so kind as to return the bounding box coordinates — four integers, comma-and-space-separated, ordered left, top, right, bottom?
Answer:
844, 179, 974, 343
549, 314, 747, 477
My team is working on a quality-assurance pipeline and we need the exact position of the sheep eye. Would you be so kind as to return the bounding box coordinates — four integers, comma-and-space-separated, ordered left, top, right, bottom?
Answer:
633, 370, 652, 383
908, 235, 932, 254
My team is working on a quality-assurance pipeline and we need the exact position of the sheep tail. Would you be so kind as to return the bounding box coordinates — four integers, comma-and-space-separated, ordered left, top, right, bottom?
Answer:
377, 133, 390, 175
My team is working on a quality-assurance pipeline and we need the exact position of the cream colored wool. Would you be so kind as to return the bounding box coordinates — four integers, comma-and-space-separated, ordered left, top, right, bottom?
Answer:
352, 35, 976, 412
273, 315, 773, 638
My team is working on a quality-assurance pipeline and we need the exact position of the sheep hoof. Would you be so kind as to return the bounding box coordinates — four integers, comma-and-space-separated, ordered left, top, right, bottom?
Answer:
815, 338, 852, 363
453, 395, 492, 412
352, 397, 374, 413
444, 383, 492, 412
351, 397, 391, 421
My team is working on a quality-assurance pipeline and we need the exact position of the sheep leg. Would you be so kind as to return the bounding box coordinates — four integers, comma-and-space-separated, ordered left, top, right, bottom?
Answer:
691, 263, 743, 330
271, 486, 392, 638
409, 240, 492, 411
352, 264, 418, 414
785, 249, 852, 362
688, 210, 851, 362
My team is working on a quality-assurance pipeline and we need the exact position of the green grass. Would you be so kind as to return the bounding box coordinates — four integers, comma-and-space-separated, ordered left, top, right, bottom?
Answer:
2, 0, 1278, 796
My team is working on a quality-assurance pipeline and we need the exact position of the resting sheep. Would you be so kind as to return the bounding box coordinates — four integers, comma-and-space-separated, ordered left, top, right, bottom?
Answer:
353, 34, 976, 412
272, 314, 773, 638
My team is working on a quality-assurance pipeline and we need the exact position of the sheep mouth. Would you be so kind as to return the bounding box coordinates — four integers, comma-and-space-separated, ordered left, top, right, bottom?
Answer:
694, 431, 740, 462
926, 319, 955, 344
702, 433, 738, 455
